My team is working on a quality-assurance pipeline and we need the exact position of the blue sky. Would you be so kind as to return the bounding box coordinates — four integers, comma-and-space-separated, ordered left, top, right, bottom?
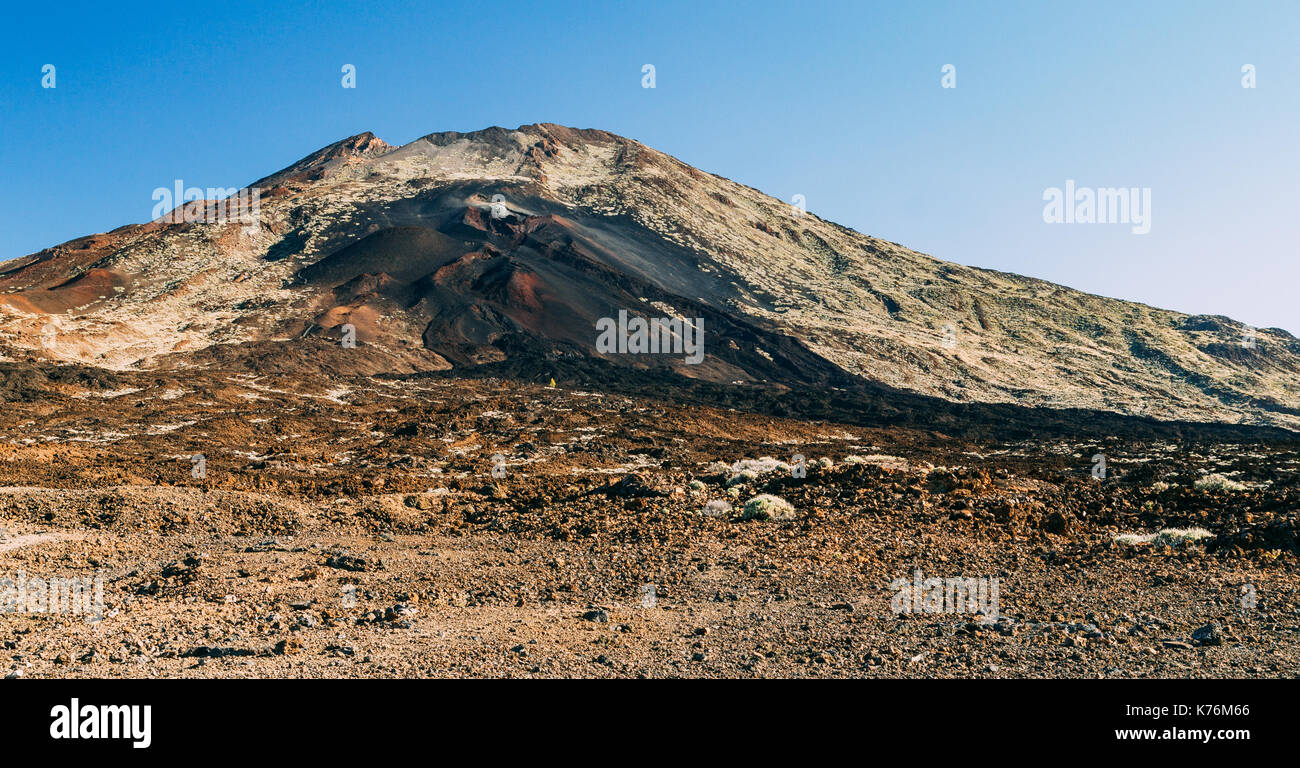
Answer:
3, 0, 1298, 331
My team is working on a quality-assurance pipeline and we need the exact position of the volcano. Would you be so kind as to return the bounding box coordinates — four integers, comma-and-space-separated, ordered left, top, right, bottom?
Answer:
2, 124, 1297, 430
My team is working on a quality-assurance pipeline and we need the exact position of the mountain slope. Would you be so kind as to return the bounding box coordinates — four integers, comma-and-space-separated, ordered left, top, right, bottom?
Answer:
1, 123, 1297, 429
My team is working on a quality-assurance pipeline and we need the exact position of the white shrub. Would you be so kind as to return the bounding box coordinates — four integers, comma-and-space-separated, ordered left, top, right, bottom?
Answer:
1114, 528, 1213, 547
1113, 532, 1156, 546
1152, 527, 1213, 547
1194, 474, 1246, 492
741, 494, 796, 521
726, 470, 758, 487
701, 499, 731, 518
731, 457, 789, 475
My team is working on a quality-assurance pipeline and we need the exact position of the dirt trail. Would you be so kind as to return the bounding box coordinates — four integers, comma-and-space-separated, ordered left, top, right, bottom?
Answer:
0, 531, 76, 553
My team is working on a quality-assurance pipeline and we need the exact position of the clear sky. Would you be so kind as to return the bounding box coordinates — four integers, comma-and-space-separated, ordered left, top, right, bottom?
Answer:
3, 0, 1298, 332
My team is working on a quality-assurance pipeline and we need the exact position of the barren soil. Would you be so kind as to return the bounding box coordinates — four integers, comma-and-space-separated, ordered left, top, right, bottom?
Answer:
1, 357, 1296, 678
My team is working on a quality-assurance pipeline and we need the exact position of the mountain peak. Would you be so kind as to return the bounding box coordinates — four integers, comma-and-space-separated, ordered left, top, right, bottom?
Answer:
2, 126, 1297, 431
254, 131, 393, 188
415, 123, 623, 147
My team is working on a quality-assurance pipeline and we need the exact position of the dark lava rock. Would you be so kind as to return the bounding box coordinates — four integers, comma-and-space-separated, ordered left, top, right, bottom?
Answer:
603, 471, 674, 498
1192, 622, 1225, 646
1210, 514, 1299, 556
1043, 511, 1072, 534
324, 552, 374, 572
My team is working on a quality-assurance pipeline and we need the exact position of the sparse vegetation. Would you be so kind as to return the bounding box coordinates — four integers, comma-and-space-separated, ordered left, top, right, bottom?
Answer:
1153, 527, 1214, 547
726, 470, 758, 486
1114, 527, 1214, 547
1194, 474, 1246, 492
700, 499, 731, 518
730, 457, 789, 475
741, 494, 796, 521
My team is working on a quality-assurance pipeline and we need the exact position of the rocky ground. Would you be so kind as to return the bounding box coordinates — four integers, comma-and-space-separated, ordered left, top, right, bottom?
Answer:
0, 357, 1297, 678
